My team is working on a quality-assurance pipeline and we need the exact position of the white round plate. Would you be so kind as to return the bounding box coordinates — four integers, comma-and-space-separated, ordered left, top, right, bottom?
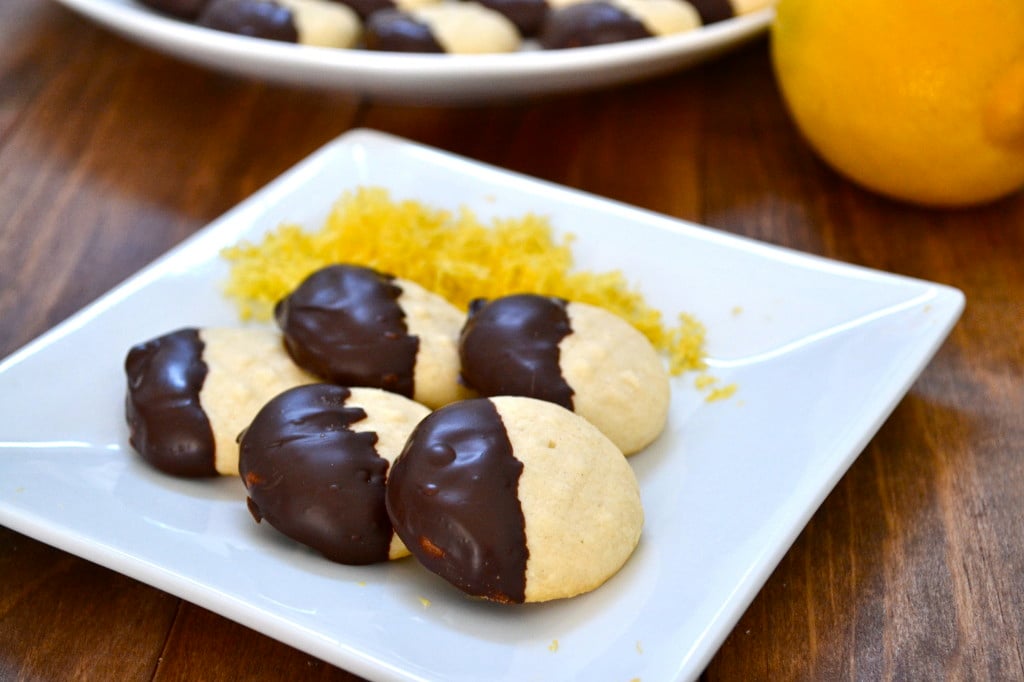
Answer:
53, 0, 773, 103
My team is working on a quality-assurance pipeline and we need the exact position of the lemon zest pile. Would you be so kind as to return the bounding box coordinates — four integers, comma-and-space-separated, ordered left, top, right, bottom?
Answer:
221, 187, 709, 376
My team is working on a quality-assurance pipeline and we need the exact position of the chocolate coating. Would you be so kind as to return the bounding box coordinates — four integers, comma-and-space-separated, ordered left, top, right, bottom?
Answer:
239, 384, 394, 565
274, 265, 419, 398
687, 0, 734, 24
477, 0, 549, 36
364, 9, 445, 52
458, 294, 574, 410
124, 328, 217, 478
138, 0, 211, 19
197, 0, 300, 43
335, 0, 395, 21
386, 398, 528, 603
538, 1, 651, 49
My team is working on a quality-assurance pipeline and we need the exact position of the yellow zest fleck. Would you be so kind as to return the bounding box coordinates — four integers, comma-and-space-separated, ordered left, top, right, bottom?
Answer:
548, 639, 559, 652
418, 597, 431, 608
695, 372, 738, 403
693, 374, 717, 391
635, 640, 643, 654
221, 187, 707, 376
707, 383, 738, 402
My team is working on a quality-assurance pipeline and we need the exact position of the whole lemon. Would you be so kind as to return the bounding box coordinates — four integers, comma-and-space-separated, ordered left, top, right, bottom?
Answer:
771, 1, 1024, 207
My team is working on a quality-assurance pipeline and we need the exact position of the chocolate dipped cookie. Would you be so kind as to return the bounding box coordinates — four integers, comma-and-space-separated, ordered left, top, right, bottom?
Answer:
386, 396, 643, 603
237, 382, 425, 561
124, 326, 315, 478
364, 4, 521, 54
538, 0, 700, 49
239, 383, 430, 565
197, 0, 361, 47
458, 293, 670, 455
274, 264, 471, 409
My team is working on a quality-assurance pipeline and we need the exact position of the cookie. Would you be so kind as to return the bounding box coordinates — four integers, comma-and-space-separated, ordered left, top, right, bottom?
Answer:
364, 4, 521, 54
274, 264, 471, 409
538, 0, 700, 48
197, 0, 361, 48
458, 293, 670, 455
239, 384, 429, 565
387, 396, 643, 603
124, 326, 315, 478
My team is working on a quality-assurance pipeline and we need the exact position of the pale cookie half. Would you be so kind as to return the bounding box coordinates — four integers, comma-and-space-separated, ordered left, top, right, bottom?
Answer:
502, 396, 644, 603
560, 300, 671, 455
386, 396, 643, 603
200, 327, 317, 476
281, 0, 361, 47
239, 384, 430, 564
398, 278, 476, 409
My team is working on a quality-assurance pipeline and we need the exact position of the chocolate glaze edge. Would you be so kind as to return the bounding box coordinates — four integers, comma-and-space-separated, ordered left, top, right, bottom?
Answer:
687, 0, 735, 25
197, 0, 301, 43
274, 264, 420, 398
458, 293, 575, 410
238, 383, 395, 566
386, 398, 528, 603
538, 2, 653, 50
124, 327, 218, 478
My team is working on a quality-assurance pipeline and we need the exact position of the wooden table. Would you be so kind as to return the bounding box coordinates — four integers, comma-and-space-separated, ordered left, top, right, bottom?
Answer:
2, 1, 1022, 680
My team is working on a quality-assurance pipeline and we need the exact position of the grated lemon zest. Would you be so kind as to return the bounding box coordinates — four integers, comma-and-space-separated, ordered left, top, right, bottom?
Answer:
221, 187, 708, 375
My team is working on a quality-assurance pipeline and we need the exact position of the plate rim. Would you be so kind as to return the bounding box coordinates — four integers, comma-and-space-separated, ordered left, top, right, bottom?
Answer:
50, 0, 775, 101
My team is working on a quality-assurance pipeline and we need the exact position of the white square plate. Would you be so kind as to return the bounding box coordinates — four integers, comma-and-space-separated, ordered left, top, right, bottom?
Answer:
0, 129, 963, 682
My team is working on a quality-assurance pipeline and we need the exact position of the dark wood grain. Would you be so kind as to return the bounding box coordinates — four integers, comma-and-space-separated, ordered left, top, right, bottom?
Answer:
2, 1, 1023, 680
